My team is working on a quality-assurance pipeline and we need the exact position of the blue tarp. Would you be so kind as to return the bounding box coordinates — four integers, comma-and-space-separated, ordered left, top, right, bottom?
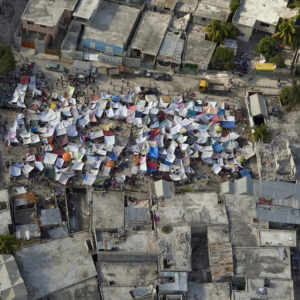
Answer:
221, 121, 235, 128
112, 95, 119, 102
135, 111, 143, 118
240, 169, 251, 178
108, 152, 118, 161
218, 108, 225, 115
164, 160, 172, 166
212, 142, 224, 153
148, 146, 158, 158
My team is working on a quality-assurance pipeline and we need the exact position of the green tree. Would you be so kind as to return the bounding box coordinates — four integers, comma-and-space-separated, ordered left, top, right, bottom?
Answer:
230, 0, 240, 14
204, 20, 239, 43
204, 20, 227, 43
269, 55, 285, 68
0, 44, 15, 75
280, 80, 300, 109
272, 18, 296, 46
210, 46, 235, 70
0, 234, 20, 254
250, 124, 270, 142
222, 22, 239, 39
255, 36, 276, 61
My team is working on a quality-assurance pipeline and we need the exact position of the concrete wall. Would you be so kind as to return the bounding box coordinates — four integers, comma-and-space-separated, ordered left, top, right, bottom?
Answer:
82, 38, 124, 56
22, 20, 60, 41
193, 15, 211, 26
235, 24, 253, 42
254, 21, 276, 35
123, 56, 141, 68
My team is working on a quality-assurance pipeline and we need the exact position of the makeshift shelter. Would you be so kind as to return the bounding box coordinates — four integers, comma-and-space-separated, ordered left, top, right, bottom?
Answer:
150, 179, 175, 198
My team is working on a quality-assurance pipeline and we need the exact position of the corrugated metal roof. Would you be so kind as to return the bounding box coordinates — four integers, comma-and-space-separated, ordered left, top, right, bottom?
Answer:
249, 93, 268, 117
125, 207, 151, 226
158, 31, 184, 64
208, 242, 234, 279
257, 205, 300, 224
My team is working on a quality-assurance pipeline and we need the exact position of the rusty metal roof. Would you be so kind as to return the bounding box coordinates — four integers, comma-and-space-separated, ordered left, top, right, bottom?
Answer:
208, 242, 234, 280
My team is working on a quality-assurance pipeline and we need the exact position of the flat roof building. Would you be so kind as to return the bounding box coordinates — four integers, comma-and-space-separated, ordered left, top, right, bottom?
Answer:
92, 191, 124, 231
232, 277, 294, 300
82, 1, 140, 56
15, 232, 97, 299
235, 247, 291, 279
96, 261, 157, 286
258, 229, 297, 247
193, 0, 231, 26
21, 0, 78, 42
155, 192, 228, 228
130, 11, 171, 67
187, 282, 230, 300
0, 255, 28, 300
175, 0, 198, 15
73, 0, 101, 24
183, 25, 217, 72
0, 190, 12, 235
233, 0, 298, 42
156, 226, 192, 271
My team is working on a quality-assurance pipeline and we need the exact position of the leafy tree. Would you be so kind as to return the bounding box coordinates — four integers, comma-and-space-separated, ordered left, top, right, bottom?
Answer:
210, 46, 235, 70
230, 0, 240, 14
255, 36, 276, 61
250, 124, 270, 142
269, 55, 285, 68
204, 20, 226, 43
0, 44, 15, 75
222, 22, 239, 39
0, 234, 20, 254
280, 80, 300, 109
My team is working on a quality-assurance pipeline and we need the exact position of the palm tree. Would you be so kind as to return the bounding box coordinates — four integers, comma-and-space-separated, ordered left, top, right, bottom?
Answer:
204, 20, 228, 43
0, 234, 20, 254
249, 124, 270, 142
272, 18, 296, 46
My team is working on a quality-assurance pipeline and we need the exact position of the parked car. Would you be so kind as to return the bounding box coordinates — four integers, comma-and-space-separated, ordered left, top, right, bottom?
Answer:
135, 69, 153, 77
139, 87, 159, 96
46, 63, 65, 73
153, 73, 171, 81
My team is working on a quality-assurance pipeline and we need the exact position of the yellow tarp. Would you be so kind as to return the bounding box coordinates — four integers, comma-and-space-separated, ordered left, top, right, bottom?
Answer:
49, 102, 56, 109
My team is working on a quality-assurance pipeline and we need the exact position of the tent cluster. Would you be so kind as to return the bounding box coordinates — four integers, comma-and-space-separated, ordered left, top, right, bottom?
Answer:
7, 82, 250, 186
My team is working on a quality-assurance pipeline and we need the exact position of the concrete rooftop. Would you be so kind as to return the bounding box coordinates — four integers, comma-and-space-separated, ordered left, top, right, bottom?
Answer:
15, 232, 97, 299
194, 0, 230, 21
48, 277, 100, 300
96, 261, 157, 286
155, 192, 228, 227
156, 225, 192, 271
101, 286, 152, 300
83, 1, 140, 48
259, 230, 297, 247
235, 247, 291, 279
175, 0, 198, 14
232, 277, 294, 300
0, 190, 11, 235
131, 11, 171, 56
183, 25, 216, 68
22, 0, 78, 27
73, 0, 100, 21
187, 282, 230, 300
234, 0, 298, 28
92, 191, 124, 230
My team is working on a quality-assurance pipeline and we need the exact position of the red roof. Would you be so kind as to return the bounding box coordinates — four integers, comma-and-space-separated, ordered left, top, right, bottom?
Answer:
103, 130, 114, 136
20, 76, 30, 85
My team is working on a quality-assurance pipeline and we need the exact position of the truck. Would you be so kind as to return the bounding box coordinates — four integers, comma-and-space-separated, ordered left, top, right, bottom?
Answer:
107, 66, 125, 77
72, 60, 97, 78
199, 79, 230, 93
